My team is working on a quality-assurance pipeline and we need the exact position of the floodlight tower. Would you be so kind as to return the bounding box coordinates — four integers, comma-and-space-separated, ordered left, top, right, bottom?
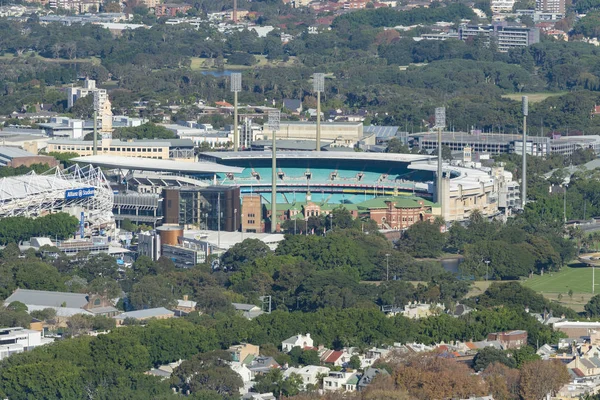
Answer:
522, 96, 528, 209
268, 110, 280, 233
93, 91, 100, 156
231, 73, 242, 152
435, 107, 446, 211
313, 73, 324, 152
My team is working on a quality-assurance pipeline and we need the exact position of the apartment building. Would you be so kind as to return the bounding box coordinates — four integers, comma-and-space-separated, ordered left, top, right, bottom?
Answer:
67, 79, 107, 110
458, 22, 540, 52
0, 327, 54, 360
536, 0, 565, 13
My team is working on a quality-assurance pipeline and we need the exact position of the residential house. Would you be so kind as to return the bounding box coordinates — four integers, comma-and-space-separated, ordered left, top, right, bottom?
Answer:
231, 362, 254, 395
283, 99, 302, 115
321, 349, 351, 367
357, 367, 389, 391
146, 359, 183, 380
233, 303, 265, 320
487, 330, 528, 350
247, 356, 280, 375
401, 302, 445, 319
567, 357, 600, 377
3, 288, 118, 320
537, 343, 557, 359
229, 343, 260, 365
113, 307, 175, 325
283, 365, 330, 390
282, 333, 314, 352
360, 347, 391, 368
243, 393, 277, 400
174, 295, 196, 315
323, 371, 360, 392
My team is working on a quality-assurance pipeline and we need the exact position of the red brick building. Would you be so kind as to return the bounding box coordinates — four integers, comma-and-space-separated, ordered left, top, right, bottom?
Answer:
155, 3, 192, 17
487, 330, 528, 349
357, 197, 435, 230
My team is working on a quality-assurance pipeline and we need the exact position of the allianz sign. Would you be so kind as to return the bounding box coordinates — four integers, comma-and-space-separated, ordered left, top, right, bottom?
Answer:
65, 187, 95, 199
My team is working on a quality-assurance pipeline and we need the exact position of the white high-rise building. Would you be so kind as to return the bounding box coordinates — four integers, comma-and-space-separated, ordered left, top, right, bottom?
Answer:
67, 79, 108, 111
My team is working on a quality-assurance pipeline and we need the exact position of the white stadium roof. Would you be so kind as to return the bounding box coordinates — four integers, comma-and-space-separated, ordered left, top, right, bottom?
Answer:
199, 151, 433, 163
71, 155, 244, 174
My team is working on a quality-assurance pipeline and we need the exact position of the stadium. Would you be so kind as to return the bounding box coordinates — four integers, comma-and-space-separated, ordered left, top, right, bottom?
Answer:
0, 164, 114, 232
200, 151, 436, 204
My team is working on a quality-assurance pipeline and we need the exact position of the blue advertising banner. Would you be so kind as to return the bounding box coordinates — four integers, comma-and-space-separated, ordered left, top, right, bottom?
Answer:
80, 212, 85, 239
65, 187, 95, 200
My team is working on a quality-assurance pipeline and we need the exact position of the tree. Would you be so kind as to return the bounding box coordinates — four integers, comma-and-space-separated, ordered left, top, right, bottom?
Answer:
129, 276, 176, 310
348, 354, 361, 370
386, 138, 410, 154
473, 347, 516, 371
171, 350, 243, 396
88, 277, 121, 298
585, 294, 600, 317
520, 359, 570, 400
220, 239, 272, 271
66, 314, 94, 336
397, 221, 445, 258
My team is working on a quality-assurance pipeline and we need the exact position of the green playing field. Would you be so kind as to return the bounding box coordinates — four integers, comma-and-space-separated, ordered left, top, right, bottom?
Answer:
522, 265, 596, 294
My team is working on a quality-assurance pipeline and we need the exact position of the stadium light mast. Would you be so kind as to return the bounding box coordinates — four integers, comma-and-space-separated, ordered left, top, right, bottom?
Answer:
313, 73, 324, 152
522, 96, 528, 210
268, 110, 280, 233
435, 107, 446, 213
231, 73, 242, 152
93, 91, 100, 156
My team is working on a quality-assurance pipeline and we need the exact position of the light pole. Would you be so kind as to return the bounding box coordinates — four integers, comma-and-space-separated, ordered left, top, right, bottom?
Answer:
313, 73, 324, 152
435, 107, 446, 215
231, 73, 242, 152
293, 207, 297, 234
563, 184, 568, 224
217, 192, 221, 248
484, 260, 490, 281
522, 96, 528, 209
93, 91, 100, 155
385, 253, 390, 281
329, 213, 333, 232
268, 110, 280, 233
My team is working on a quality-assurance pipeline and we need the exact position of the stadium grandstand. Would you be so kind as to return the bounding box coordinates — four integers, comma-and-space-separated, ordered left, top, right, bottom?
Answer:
0, 164, 114, 230
199, 151, 435, 204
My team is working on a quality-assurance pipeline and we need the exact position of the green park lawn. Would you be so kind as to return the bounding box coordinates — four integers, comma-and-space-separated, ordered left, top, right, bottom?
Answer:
521, 264, 598, 312
501, 92, 567, 103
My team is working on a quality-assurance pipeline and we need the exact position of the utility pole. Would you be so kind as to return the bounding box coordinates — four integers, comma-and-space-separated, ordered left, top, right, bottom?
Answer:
313, 73, 324, 152
268, 111, 280, 233
522, 96, 528, 209
93, 91, 100, 155
435, 107, 446, 215
231, 73, 241, 152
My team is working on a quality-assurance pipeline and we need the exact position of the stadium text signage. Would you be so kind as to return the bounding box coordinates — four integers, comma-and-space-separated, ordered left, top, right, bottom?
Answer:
65, 187, 95, 199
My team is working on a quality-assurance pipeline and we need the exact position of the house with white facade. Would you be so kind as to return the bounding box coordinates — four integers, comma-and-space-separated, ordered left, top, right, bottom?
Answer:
283, 365, 330, 389
323, 371, 360, 392
282, 333, 314, 352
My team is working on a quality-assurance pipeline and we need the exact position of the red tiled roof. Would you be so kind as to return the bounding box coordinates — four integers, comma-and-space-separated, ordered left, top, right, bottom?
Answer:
324, 350, 344, 363
465, 342, 477, 350
572, 368, 585, 377
438, 345, 449, 352
215, 101, 233, 107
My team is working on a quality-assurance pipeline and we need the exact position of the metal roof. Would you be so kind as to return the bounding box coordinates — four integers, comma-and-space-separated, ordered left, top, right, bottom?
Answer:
113, 307, 174, 320
0, 146, 35, 159
199, 151, 433, 163
363, 125, 399, 138
71, 155, 244, 174
4, 289, 88, 308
